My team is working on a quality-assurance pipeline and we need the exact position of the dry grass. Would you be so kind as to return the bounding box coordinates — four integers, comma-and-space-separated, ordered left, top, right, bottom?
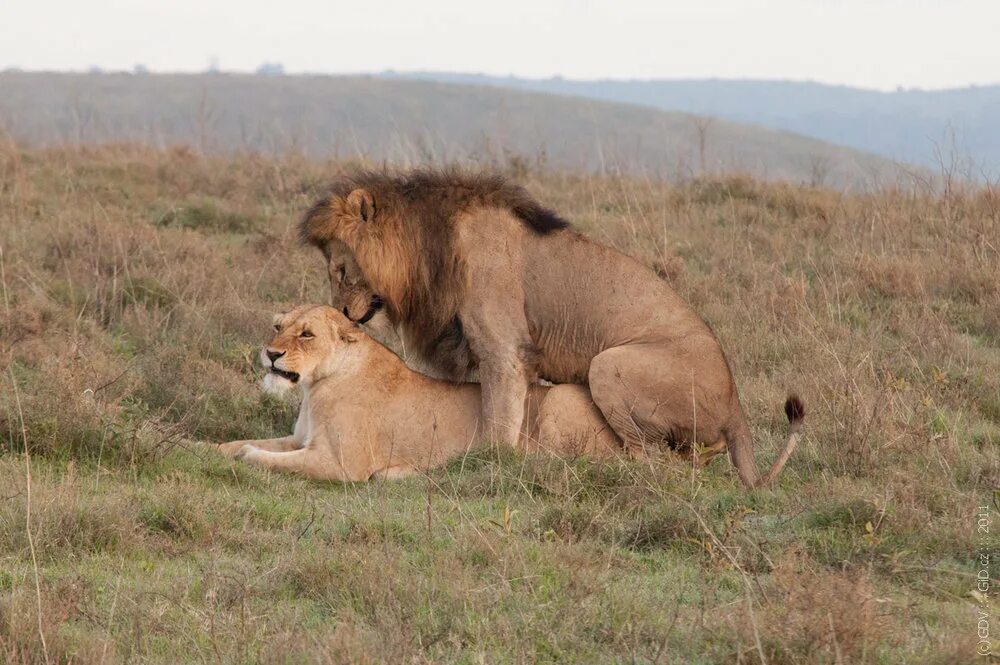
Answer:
0, 144, 996, 663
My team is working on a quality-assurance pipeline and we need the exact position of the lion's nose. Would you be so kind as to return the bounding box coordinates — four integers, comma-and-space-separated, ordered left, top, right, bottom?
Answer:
266, 349, 285, 364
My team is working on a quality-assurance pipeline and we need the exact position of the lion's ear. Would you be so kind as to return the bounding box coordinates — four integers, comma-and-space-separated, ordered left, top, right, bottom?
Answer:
346, 188, 375, 223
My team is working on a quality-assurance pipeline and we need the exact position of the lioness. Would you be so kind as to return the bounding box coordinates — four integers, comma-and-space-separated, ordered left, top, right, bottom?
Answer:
216, 305, 621, 480
301, 170, 804, 488
336, 280, 728, 466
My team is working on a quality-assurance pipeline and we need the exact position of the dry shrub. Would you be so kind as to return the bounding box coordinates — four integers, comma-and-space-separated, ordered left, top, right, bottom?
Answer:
0, 465, 143, 560
857, 255, 926, 299
259, 621, 381, 665
0, 575, 113, 665
742, 552, 885, 664
983, 292, 1000, 342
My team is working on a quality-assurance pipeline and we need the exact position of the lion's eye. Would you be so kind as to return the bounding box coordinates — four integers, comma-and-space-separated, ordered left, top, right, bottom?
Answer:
300, 330, 314, 339
335, 265, 346, 283
273, 324, 281, 332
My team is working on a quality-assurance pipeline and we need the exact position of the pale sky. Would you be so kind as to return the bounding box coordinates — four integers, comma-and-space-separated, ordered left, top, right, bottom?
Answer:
2, 0, 998, 91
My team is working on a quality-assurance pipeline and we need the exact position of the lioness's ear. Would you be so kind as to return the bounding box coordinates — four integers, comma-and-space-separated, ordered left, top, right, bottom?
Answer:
323, 306, 361, 343
338, 327, 360, 343
346, 188, 375, 223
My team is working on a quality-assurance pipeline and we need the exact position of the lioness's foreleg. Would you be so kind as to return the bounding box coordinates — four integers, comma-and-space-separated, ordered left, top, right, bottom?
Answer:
217, 436, 300, 457
237, 445, 369, 482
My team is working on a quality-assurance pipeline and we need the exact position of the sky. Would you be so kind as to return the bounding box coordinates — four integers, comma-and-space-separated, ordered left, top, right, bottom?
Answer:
2, 0, 998, 91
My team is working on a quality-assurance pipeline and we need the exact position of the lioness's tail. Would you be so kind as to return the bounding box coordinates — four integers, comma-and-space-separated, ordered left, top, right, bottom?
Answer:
726, 395, 804, 489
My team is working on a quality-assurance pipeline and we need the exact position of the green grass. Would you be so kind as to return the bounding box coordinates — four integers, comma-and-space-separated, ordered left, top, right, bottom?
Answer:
0, 145, 995, 663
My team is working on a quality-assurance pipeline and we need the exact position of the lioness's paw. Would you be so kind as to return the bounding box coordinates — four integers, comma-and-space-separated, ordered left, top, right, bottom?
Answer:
217, 441, 250, 457
234, 445, 260, 462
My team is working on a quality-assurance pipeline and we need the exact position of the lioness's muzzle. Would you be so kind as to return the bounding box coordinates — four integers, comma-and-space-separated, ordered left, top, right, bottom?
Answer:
269, 367, 300, 383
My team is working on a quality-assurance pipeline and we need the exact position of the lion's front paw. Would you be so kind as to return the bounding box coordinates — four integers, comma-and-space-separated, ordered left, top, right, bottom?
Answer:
217, 441, 250, 457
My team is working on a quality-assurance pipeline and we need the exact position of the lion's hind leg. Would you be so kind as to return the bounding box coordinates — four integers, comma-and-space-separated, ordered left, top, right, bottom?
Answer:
587, 342, 733, 461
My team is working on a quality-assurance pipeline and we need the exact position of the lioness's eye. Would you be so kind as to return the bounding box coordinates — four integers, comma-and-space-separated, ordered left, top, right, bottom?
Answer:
335, 265, 346, 283
300, 330, 314, 339
273, 324, 281, 332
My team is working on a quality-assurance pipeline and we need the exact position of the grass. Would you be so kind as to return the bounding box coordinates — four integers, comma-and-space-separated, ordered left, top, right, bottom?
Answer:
0, 143, 997, 663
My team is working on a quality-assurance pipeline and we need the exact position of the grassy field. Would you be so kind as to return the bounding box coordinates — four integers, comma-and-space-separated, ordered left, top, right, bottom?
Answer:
0, 143, 997, 663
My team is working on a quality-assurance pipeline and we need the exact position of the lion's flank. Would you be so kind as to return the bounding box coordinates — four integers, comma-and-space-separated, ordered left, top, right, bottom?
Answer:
299, 168, 570, 249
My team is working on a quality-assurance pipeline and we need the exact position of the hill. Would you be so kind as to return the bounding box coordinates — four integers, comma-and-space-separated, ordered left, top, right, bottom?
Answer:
0, 71, 904, 187
390, 72, 1000, 176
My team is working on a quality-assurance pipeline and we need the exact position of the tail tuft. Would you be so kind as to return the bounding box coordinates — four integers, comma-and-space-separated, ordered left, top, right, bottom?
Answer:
784, 395, 805, 425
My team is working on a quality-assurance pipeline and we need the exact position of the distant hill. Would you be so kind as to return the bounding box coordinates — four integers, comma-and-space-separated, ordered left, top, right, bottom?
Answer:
0, 71, 905, 187
388, 72, 1000, 177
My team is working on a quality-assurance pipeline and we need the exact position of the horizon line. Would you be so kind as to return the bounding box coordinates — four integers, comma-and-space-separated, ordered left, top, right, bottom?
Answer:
2, 66, 998, 94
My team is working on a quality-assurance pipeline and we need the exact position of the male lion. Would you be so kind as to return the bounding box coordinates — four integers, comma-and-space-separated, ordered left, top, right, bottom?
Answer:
216, 305, 621, 480
301, 171, 803, 488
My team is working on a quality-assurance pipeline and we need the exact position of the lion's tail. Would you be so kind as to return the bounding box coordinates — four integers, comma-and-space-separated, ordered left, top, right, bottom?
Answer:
725, 395, 804, 489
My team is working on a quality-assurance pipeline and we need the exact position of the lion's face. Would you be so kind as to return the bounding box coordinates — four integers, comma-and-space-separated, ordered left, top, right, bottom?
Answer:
337, 280, 388, 327
324, 237, 392, 336
260, 304, 360, 395
323, 239, 363, 307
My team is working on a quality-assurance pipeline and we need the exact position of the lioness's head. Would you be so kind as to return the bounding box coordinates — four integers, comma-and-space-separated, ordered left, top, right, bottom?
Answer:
261, 305, 361, 395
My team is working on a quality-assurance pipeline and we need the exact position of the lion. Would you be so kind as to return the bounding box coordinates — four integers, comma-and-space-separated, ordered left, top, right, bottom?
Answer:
215, 305, 622, 480
300, 170, 804, 488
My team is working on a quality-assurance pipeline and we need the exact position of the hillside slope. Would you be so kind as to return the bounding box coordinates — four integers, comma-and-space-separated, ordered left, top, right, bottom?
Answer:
393, 72, 1000, 175
0, 71, 903, 187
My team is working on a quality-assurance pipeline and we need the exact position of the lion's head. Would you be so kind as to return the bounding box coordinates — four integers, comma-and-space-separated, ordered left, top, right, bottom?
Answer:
260, 305, 361, 395
300, 185, 416, 322
300, 169, 568, 379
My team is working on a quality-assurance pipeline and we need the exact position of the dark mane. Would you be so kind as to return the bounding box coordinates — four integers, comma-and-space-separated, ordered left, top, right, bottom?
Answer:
300, 169, 569, 248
